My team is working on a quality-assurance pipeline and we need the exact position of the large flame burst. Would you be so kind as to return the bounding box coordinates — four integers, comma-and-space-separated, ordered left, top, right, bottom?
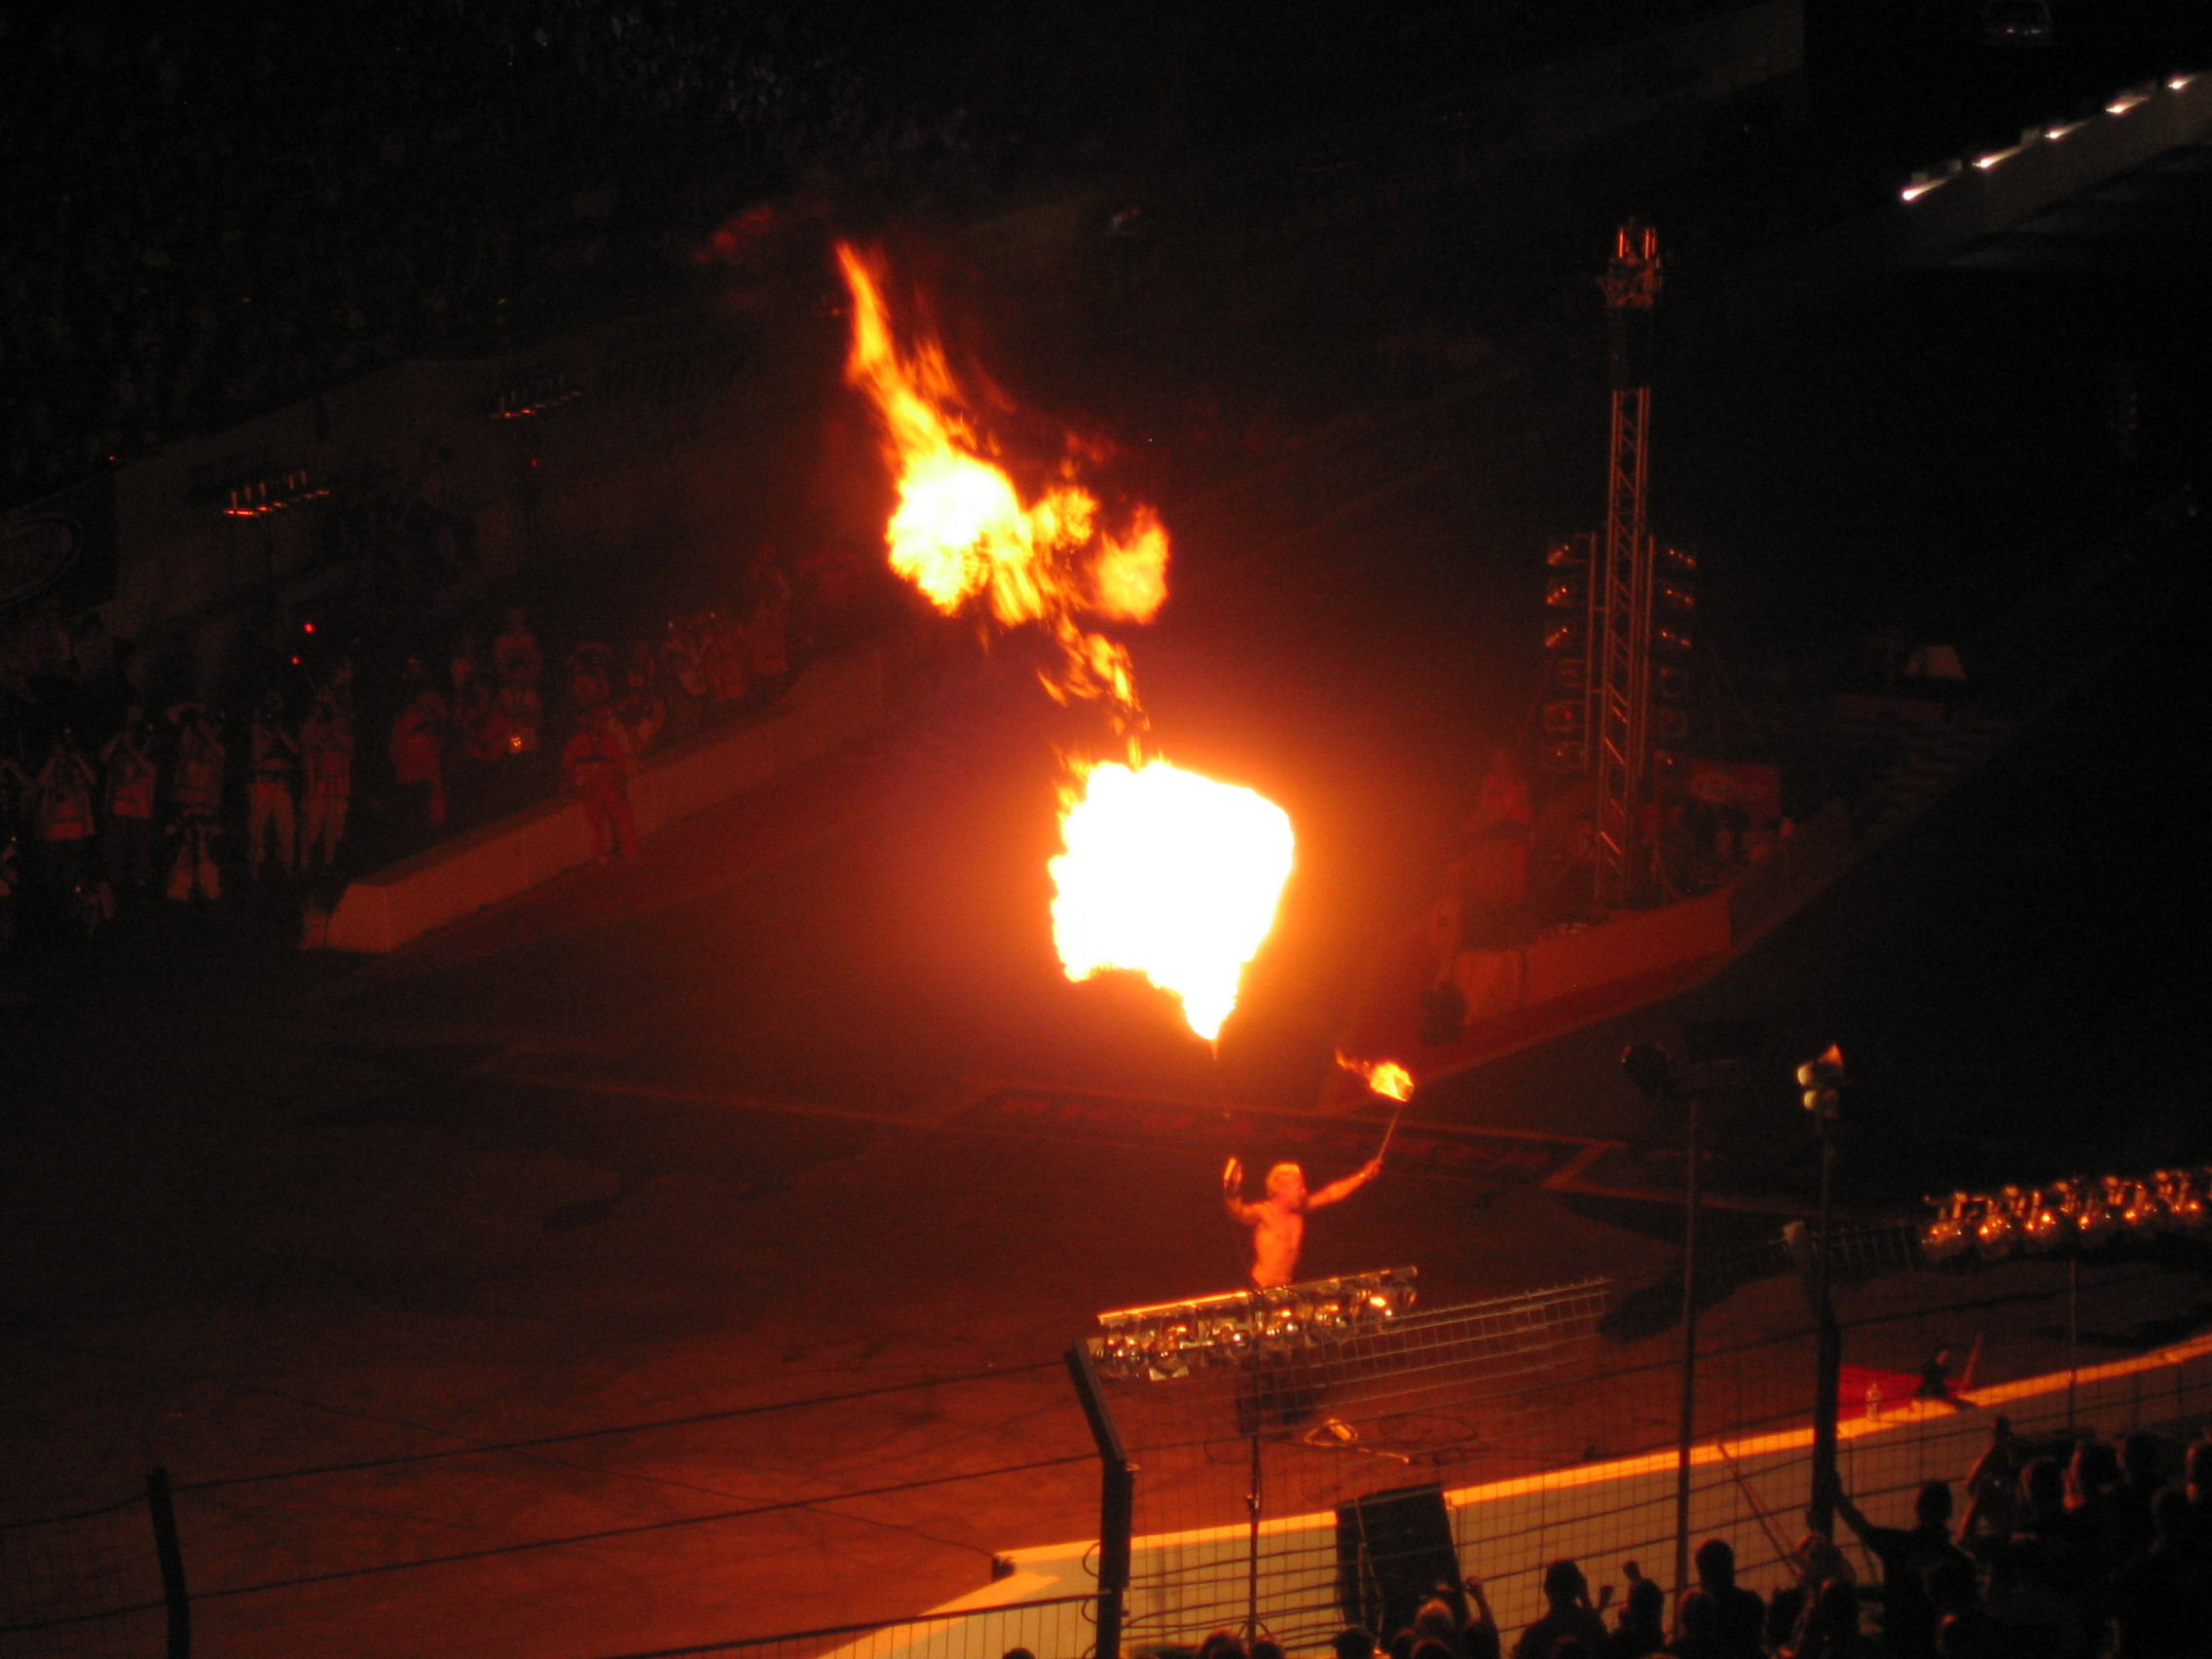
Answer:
836, 242, 1290, 1041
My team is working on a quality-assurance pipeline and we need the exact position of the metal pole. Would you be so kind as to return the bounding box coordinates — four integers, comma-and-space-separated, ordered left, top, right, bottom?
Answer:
145, 1467, 191, 1659
2068, 1252, 2081, 1429
1064, 1346, 1132, 1659
1246, 1420, 1263, 1640
1674, 1082, 1701, 1624
1808, 1120, 1841, 1536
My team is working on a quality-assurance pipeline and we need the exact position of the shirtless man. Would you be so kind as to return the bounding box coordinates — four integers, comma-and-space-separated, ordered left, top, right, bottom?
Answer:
1223, 1156, 1383, 1289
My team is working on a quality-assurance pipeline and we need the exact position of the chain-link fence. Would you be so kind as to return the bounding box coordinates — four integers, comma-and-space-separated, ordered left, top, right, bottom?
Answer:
12, 1250, 2208, 1659
0, 1474, 183, 1659
1078, 1254, 2209, 1651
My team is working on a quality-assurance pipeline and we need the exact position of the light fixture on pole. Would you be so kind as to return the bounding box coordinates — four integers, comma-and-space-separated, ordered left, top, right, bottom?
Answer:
1796, 1043, 1846, 1534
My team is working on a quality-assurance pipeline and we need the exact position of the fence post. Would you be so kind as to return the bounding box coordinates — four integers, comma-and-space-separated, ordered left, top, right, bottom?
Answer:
145, 1467, 191, 1659
1808, 1113, 1841, 1537
1065, 1344, 1133, 1659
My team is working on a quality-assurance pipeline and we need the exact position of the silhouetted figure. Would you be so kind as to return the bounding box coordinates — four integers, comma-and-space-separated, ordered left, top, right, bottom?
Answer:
2068, 1436, 2131, 1582
1514, 1561, 1609, 1659
1768, 1532, 1856, 1653
1662, 1591, 1726, 1659
1412, 1597, 1462, 1650
1690, 1539, 1762, 1657
1789, 1580, 1877, 1659
1984, 1466, 2092, 1659
2108, 1485, 2211, 1659
1958, 1417, 2031, 1548
2004, 1455, 2100, 1627
2110, 1431, 2163, 1564
2182, 1437, 2212, 1550
1925, 1557, 2001, 1659
1462, 1576, 1504, 1659
1832, 1478, 1971, 1659
1605, 1578, 1666, 1658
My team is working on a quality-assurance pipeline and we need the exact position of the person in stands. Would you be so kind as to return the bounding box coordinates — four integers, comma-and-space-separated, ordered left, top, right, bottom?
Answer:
388, 659, 450, 835
562, 702, 637, 863
1605, 1577, 1666, 1658
166, 703, 226, 903
1513, 1560, 1609, 1659
1788, 1580, 1877, 1659
2183, 1436, 2212, 1547
1826, 1478, 1969, 1659
246, 690, 300, 879
494, 607, 543, 755
300, 686, 354, 875
2109, 1430, 2164, 1564
35, 728, 99, 898
100, 705, 159, 894
566, 642, 613, 713
2106, 1484, 2210, 1658
1688, 1539, 1762, 1657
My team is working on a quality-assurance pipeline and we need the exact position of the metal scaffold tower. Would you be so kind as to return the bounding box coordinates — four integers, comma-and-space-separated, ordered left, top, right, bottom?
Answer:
1591, 222, 1662, 908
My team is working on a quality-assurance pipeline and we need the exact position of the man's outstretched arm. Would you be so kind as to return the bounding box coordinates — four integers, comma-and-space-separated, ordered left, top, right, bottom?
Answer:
1308, 1159, 1383, 1209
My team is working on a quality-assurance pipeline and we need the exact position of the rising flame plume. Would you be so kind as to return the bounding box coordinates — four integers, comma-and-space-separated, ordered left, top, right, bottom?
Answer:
837, 243, 1166, 740
835, 242, 1290, 1040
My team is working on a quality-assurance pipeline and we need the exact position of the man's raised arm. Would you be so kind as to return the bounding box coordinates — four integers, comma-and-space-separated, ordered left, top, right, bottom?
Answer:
1222, 1157, 1260, 1224
1308, 1159, 1383, 1209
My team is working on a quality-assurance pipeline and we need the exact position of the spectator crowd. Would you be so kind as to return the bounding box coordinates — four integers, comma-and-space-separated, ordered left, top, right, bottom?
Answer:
1, 0, 1819, 519
1127, 1418, 2212, 1659
0, 554, 825, 954
0, 4, 959, 511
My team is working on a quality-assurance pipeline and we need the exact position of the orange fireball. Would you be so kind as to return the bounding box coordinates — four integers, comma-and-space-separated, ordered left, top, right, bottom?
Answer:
1051, 759, 1295, 1043
1336, 1054, 1415, 1102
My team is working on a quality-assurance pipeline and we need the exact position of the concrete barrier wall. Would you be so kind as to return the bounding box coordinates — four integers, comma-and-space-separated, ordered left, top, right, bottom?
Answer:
325, 642, 885, 953
1439, 799, 1846, 1033
1519, 889, 1735, 1007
